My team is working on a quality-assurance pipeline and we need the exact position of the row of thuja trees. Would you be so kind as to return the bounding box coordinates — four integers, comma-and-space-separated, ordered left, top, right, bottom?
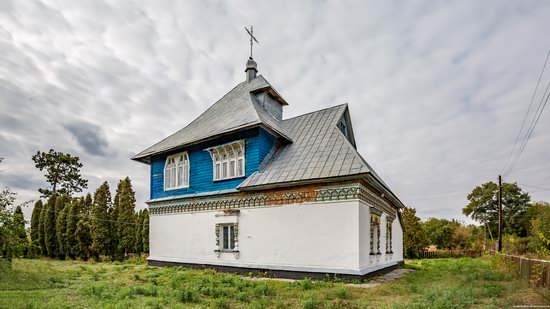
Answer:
30, 178, 149, 261
0, 150, 148, 261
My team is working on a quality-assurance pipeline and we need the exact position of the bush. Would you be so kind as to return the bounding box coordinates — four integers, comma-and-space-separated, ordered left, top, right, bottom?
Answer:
179, 287, 199, 303
302, 295, 320, 309
334, 287, 350, 299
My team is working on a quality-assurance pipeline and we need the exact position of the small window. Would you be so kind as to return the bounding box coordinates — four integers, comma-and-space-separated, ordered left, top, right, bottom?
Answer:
207, 140, 245, 181
221, 225, 235, 250
164, 152, 189, 190
370, 213, 381, 255
386, 219, 393, 254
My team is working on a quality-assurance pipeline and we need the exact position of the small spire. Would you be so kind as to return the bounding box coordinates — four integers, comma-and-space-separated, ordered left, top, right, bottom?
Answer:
244, 26, 259, 82
245, 57, 258, 82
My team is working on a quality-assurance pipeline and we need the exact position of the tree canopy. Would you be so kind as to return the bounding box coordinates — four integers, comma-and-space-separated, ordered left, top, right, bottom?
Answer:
402, 207, 429, 258
463, 181, 531, 237
32, 149, 88, 198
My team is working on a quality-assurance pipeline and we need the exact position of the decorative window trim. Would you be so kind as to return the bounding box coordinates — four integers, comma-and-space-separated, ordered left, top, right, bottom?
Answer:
386, 218, 394, 254
370, 212, 381, 255
206, 140, 245, 181
164, 152, 190, 191
215, 223, 239, 253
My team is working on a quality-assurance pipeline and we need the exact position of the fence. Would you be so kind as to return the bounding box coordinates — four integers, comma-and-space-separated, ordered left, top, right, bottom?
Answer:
417, 250, 482, 259
493, 252, 550, 289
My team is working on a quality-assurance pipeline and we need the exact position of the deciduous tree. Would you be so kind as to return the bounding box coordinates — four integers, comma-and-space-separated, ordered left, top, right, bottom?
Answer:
463, 181, 531, 237
402, 207, 428, 258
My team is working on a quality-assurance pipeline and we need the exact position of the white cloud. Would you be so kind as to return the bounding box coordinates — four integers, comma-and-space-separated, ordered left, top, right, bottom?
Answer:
1, 0, 550, 222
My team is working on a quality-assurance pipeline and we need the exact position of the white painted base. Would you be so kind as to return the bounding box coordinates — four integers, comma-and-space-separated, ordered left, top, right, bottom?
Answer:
149, 199, 403, 276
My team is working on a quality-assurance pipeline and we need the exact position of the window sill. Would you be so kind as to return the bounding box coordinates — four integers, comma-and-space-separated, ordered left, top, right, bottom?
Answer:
213, 176, 246, 182
164, 186, 190, 191
214, 249, 239, 253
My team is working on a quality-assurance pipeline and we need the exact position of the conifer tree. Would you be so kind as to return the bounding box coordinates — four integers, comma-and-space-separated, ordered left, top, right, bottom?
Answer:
114, 177, 136, 259
43, 194, 58, 258
30, 200, 43, 243
142, 209, 149, 253
56, 202, 69, 259
83, 193, 92, 216
13, 205, 28, 256
90, 182, 111, 260
38, 198, 48, 255
53, 195, 70, 258
76, 218, 92, 260
66, 199, 81, 259
134, 210, 144, 254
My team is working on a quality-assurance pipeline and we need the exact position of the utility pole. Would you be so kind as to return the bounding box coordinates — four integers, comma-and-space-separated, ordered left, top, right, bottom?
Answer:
498, 175, 503, 252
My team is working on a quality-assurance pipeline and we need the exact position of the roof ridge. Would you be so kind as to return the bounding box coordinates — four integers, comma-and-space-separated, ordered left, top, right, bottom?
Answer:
283, 103, 348, 122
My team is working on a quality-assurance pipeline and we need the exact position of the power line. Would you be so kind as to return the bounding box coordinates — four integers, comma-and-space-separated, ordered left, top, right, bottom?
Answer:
505, 87, 550, 177
502, 48, 550, 175
518, 183, 550, 192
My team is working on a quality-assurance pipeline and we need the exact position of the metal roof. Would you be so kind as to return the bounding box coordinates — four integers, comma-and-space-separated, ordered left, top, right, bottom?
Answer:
238, 103, 404, 208
238, 104, 370, 188
132, 75, 292, 162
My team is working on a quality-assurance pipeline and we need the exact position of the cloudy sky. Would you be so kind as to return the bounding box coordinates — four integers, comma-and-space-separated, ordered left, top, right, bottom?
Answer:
1, 0, 550, 222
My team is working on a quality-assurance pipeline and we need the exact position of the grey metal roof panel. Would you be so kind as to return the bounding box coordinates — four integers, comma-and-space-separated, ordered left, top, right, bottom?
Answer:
133, 75, 291, 161
238, 104, 373, 188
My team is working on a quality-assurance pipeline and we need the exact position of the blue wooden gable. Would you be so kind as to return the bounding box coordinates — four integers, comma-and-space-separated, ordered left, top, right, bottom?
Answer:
150, 128, 277, 199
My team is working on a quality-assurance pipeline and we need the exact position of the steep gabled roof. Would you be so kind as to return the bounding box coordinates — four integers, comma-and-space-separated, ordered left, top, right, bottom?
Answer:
239, 104, 368, 187
132, 75, 291, 163
238, 104, 403, 207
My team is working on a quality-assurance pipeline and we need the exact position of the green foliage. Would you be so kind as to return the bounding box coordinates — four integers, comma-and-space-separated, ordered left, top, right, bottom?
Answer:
142, 209, 149, 253
528, 202, 550, 258
38, 197, 47, 255
66, 199, 80, 259
76, 219, 92, 260
134, 210, 143, 254
0, 189, 30, 260
0, 257, 547, 307
31, 149, 88, 198
463, 181, 531, 237
30, 200, 42, 243
55, 202, 69, 259
90, 182, 112, 260
114, 177, 137, 259
422, 218, 460, 249
402, 207, 429, 257
43, 194, 58, 258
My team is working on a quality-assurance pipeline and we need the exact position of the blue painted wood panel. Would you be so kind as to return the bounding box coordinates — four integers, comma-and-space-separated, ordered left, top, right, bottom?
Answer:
150, 128, 276, 199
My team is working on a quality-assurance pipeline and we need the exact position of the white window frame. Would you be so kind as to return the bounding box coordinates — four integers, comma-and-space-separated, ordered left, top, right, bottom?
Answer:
164, 152, 190, 191
220, 224, 236, 251
206, 140, 245, 181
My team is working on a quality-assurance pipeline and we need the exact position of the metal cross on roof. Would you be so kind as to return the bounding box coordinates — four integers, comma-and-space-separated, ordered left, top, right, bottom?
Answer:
245, 26, 259, 58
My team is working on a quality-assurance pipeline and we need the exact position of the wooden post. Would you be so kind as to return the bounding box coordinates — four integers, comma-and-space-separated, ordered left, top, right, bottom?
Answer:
498, 175, 503, 253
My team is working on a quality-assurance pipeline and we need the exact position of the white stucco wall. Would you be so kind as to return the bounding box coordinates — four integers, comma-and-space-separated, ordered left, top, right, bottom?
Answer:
149, 199, 403, 275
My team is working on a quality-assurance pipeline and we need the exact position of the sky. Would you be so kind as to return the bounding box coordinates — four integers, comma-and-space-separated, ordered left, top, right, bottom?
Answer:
1, 0, 550, 223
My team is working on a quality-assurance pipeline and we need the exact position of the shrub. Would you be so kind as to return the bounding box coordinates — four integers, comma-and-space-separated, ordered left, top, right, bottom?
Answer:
179, 287, 199, 303
334, 287, 350, 299
302, 295, 320, 309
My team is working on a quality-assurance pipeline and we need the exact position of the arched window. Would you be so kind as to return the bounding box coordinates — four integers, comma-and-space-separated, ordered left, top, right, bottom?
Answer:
164, 152, 190, 190
207, 140, 245, 181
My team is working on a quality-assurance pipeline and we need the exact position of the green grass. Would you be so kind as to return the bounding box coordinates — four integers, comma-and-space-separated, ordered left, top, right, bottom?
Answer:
0, 257, 547, 308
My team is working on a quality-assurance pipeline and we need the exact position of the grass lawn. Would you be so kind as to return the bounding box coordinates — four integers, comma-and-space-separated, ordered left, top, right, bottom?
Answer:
0, 257, 548, 308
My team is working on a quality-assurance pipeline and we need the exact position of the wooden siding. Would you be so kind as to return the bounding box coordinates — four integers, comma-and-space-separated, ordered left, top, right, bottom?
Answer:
150, 128, 276, 199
